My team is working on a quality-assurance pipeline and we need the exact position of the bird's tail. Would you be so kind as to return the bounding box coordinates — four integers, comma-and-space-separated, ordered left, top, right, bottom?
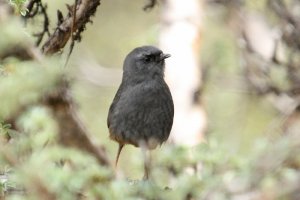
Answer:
115, 144, 124, 167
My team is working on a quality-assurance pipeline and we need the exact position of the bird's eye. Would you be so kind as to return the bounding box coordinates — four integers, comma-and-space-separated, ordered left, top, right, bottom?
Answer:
143, 55, 151, 62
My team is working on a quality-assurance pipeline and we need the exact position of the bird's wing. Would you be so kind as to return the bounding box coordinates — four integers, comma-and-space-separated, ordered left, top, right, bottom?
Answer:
107, 83, 124, 128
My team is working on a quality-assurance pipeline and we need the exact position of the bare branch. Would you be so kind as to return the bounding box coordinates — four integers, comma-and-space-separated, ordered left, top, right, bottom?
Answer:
24, 0, 50, 46
65, 0, 79, 67
42, 0, 101, 55
143, 0, 158, 11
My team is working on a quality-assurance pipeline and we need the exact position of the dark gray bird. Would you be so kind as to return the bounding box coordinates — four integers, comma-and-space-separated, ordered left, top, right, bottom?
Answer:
107, 46, 174, 179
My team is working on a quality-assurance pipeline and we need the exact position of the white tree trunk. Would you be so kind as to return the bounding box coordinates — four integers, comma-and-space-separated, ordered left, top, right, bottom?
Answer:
159, 0, 206, 146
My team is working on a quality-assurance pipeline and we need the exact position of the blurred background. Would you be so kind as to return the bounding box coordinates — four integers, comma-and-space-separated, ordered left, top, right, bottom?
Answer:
1, 0, 300, 199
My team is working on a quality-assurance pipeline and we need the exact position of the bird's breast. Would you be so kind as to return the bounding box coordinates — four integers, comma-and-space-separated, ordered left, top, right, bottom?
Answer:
108, 77, 173, 148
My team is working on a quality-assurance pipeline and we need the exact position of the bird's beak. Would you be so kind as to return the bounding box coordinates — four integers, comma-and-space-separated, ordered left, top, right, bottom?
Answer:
160, 53, 171, 61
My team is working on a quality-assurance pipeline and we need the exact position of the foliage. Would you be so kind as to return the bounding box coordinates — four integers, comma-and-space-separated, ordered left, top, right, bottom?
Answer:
8, 0, 28, 15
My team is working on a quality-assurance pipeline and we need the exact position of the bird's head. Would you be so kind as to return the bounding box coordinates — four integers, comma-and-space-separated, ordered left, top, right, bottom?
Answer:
123, 46, 171, 81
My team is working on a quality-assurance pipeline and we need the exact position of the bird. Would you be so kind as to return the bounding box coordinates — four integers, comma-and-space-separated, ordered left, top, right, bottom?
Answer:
107, 45, 174, 179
